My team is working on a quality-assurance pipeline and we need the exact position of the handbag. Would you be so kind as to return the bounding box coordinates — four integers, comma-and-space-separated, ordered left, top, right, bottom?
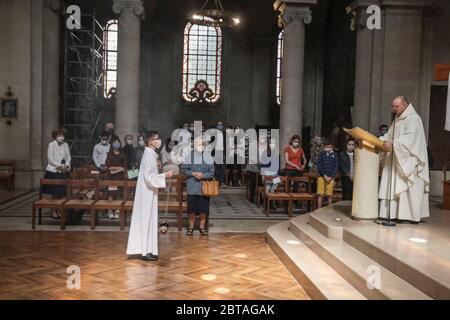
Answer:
202, 178, 219, 197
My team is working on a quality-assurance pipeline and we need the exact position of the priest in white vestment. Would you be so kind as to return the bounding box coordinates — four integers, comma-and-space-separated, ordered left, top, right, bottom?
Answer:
379, 97, 430, 223
127, 131, 173, 261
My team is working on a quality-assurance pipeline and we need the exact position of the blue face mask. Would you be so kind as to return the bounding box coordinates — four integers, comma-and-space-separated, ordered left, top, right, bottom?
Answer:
216, 125, 224, 130
113, 142, 121, 150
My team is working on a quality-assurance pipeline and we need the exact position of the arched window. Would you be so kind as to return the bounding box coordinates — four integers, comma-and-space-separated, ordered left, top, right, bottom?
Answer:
276, 30, 284, 105
182, 22, 222, 104
103, 19, 118, 98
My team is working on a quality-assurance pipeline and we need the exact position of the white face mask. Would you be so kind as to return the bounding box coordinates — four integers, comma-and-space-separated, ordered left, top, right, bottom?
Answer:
292, 142, 300, 148
138, 139, 145, 147
56, 136, 65, 143
101, 139, 108, 145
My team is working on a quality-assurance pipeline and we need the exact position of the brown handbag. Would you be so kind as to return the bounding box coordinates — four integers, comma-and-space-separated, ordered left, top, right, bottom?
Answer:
202, 178, 220, 197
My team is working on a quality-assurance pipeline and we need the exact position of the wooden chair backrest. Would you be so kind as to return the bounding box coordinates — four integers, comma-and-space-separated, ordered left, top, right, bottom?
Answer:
68, 179, 96, 199
39, 178, 69, 198
262, 175, 287, 193
444, 162, 450, 182
96, 179, 126, 200
124, 180, 137, 202
285, 176, 313, 193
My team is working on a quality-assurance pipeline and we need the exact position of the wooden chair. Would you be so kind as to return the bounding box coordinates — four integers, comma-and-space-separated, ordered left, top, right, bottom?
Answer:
255, 172, 265, 207
286, 176, 316, 215
124, 180, 137, 226
32, 179, 68, 229
62, 179, 97, 230
93, 180, 126, 230
443, 162, 450, 210
0, 160, 15, 191
262, 176, 292, 217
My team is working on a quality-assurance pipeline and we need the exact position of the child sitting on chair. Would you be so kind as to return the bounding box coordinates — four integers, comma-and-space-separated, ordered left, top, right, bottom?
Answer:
317, 140, 338, 208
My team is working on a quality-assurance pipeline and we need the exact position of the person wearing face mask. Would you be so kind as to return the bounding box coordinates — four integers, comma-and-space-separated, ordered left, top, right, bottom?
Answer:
92, 132, 111, 172
43, 129, 71, 219
181, 137, 215, 236
308, 135, 324, 174
339, 139, 356, 201
161, 138, 181, 175
284, 135, 307, 195
127, 131, 173, 261
317, 140, 339, 208
105, 123, 119, 143
131, 135, 146, 169
105, 137, 128, 220
122, 134, 135, 169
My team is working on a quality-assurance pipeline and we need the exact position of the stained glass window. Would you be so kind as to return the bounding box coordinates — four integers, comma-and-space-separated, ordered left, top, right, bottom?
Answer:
276, 30, 284, 105
103, 19, 118, 98
182, 22, 222, 103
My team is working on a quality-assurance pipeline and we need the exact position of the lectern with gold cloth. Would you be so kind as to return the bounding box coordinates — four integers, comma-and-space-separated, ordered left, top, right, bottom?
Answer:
344, 127, 389, 220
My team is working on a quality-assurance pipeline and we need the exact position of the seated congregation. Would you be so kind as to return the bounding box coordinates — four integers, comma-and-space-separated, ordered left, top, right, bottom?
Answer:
35, 121, 360, 232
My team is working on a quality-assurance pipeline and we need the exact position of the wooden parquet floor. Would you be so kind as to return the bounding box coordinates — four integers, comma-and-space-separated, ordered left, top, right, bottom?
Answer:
0, 231, 310, 300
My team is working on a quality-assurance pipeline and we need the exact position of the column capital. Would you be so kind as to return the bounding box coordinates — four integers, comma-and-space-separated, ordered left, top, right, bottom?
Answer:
43, 0, 61, 13
113, 0, 145, 20
274, 1, 317, 28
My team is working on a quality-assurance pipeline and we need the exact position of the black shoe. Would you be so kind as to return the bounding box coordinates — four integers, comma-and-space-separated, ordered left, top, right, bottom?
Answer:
144, 253, 158, 261
186, 228, 194, 236
200, 228, 209, 236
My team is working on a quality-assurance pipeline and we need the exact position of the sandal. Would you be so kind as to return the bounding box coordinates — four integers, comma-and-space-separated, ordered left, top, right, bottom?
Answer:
186, 228, 194, 236
200, 228, 209, 236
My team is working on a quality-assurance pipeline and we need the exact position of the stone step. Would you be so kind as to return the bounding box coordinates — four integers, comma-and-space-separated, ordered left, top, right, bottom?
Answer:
266, 221, 366, 300
308, 206, 450, 299
290, 215, 431, 300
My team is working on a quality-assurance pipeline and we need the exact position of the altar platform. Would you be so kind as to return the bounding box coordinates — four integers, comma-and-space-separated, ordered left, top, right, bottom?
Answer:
266, 200, 450, 300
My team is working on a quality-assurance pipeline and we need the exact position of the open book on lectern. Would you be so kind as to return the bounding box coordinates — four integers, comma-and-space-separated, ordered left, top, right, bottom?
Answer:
343, 127, 389, 153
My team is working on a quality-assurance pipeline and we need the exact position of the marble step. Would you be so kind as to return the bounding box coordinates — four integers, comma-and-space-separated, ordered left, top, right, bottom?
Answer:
308, 207, 450, 299
266, 221, 366, 300
290, 215, 431, 300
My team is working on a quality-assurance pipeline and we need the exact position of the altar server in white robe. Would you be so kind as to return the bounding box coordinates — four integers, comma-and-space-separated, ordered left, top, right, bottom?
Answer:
379, 96, 430, 223
127, 131, 173, 261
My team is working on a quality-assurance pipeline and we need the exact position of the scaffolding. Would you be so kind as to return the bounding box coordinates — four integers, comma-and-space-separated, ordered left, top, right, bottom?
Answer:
63, 11, 104, 167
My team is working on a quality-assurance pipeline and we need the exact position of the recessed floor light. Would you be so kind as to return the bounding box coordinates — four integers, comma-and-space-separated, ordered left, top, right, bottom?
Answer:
214, 287, 230, 294
201, 274, 217, 281
286, 240, 301, 245
409, 237, 428, 244
335, 218, 342, 221
234, 253, 247, 259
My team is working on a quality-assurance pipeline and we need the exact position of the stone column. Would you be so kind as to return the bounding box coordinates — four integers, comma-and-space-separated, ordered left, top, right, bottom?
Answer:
351, 0, 383, 132
250, 36, 273, 127
30, 0, 45, 188
42, 0, 61, 165
351, 0, 432, 132
274, 0, 317, 151
379, 0, 432, 130
112, 0, 145, 140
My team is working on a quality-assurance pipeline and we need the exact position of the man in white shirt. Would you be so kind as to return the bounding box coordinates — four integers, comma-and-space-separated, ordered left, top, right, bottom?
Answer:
92, 132, 111, 171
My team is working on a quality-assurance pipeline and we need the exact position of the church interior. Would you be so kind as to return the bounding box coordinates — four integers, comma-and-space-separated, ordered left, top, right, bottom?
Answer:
0, 0, 450, 302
